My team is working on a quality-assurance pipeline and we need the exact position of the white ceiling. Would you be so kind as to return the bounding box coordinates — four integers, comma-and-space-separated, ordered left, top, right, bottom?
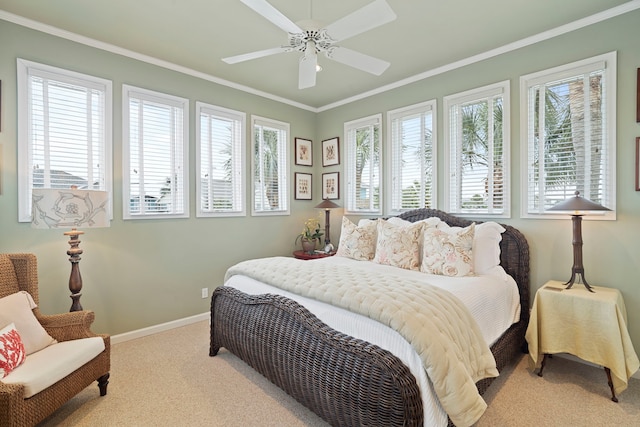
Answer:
0, 0, 636, 110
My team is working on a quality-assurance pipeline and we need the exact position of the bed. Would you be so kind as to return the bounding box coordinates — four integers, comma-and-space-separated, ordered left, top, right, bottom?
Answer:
210, 208, 530, 427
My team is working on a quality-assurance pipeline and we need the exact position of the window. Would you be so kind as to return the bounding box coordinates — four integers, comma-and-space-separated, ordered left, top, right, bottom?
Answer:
196, 103, 246, 217
444, 81, 510, 217
252, 116, 289, 215
521, 52, 616, 219
123, 85, 189, 219
345, 114, 382, 214
387, 101, 436, 215
17, 59, 112, 222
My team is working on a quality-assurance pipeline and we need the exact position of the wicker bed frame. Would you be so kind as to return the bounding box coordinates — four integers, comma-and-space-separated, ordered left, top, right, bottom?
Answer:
210, 209, 530, 426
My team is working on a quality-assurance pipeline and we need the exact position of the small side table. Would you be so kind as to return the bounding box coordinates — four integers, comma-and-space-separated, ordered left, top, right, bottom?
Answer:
525, 280, 640, 402
292, 250, 335, 260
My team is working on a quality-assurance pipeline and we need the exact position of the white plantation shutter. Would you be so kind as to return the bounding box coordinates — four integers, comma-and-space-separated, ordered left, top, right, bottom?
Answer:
444, 81, 510, 217
252, 116, 289, 215
522, 52, 615, 218
345, 114, 381, 214
17, 59, 112, 222
387, 101, 436, 215
196, 103, 245, 217
123, 85, 189, 219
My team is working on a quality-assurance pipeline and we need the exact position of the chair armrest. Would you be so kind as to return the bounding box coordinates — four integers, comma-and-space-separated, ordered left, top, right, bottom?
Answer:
37, 310, 98, 342
0, 381, 25, 414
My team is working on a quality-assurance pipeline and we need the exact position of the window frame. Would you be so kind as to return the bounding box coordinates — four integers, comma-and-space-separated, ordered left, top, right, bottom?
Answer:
443, 80, 511, 218
196, 102, 246, 218
17, 59, 113, 222
386, 100, 437, 216
122, 85, 189, 220
251, 115, 290, 216
344, 114, 383, 215
519, 51, 616, 220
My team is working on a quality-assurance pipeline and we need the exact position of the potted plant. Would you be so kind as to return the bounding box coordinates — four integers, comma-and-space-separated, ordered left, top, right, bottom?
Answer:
295, 216, 324, 254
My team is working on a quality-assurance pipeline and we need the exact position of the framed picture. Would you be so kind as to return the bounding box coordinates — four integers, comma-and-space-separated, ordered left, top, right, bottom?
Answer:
322, 137, 340, 167
295, 172, 312, 200
322, 172, 339, 200
294, 137, 312, 166
636, 137, 640, 191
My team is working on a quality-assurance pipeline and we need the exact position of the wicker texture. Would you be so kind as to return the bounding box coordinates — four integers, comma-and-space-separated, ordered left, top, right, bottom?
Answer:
0, 253, 110, 427
210, 209, 530, 427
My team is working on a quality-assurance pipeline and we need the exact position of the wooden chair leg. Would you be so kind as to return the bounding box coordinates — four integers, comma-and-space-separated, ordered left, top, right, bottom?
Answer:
98, 373, 110, 396
537, 354, 549, 377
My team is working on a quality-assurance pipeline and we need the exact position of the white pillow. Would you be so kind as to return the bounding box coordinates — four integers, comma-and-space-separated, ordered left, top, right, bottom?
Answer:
473, 222, 505, 274
336, 217, 378, 261
0, 291, 57, 355
422, 223, 475, 277
387, 216, 441, 228
372, 220, 423, 270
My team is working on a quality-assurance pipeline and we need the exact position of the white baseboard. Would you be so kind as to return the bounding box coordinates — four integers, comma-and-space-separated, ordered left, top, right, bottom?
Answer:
554, 353, 640, 380
111, 312, 210, 345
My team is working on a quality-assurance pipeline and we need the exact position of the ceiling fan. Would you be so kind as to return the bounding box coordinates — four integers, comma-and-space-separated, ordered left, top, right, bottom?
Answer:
222, 0, 397, 89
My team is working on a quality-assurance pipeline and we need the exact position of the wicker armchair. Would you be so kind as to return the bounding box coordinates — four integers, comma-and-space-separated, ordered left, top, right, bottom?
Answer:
0, 253, 110, 427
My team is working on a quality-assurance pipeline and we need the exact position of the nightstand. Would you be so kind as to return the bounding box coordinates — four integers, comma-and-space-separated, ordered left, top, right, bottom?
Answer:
292, 250, 335, 260
525, 280, 640, 402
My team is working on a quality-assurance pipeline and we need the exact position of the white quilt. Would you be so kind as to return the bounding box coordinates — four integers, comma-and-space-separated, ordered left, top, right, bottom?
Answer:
224, 256, 520, 426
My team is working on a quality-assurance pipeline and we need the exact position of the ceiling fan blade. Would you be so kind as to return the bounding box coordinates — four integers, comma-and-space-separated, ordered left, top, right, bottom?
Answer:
298, 50, 317, 89
327, 47, 390, 75
222, 47, 288, 64
324, 0, 396, 42
240, 0, 302, 34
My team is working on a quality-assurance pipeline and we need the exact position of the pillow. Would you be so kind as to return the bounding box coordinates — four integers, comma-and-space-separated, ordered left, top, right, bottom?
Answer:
422, 223, 475, 277
0, 323, 27, 379
387, 216, 441, 228
473, 222, 505, 274
0, 291, 57, 355
437, 221, 505, 275
373, 220, 423, 270
0, 255, 20, 295
336, 217, 378, 261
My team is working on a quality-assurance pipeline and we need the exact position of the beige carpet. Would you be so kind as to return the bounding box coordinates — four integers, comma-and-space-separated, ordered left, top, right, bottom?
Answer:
38, 320, 640, 426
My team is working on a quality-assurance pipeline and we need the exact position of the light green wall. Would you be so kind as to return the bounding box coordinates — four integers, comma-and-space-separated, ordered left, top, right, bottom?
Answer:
0, 20, 320, 334
1, 9, 640, 355
317, 10, 640, 353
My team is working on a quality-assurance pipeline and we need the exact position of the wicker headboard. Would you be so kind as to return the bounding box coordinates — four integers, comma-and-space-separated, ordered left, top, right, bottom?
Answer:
395, 208, 531, 323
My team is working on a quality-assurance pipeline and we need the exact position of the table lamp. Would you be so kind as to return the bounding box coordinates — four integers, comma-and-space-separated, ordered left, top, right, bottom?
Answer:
547, 191, 610, 292
315, 199, 340, 253
32, 187, 109, 311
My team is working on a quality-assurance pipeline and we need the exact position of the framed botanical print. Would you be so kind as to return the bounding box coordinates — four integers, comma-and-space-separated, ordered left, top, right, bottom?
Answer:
294, 137, 312, 166
322, 137, 340, 167
295, 172, 312, 200
322, 172, 339, 200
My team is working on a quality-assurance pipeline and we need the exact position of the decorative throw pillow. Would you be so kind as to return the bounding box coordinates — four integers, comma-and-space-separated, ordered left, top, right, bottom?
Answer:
0, 323, 27, 379
336, 217, 378, 261
373, 220, 423, 270
421, 223, 475, 277
0, 291, 57, 355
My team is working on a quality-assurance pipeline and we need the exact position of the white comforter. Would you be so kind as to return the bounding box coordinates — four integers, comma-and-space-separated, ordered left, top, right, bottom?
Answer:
224, 256, 520, 427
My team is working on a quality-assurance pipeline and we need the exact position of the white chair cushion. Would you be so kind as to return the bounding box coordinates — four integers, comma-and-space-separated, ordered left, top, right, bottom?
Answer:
0, 291, 57, 355
0, 336, 105, 398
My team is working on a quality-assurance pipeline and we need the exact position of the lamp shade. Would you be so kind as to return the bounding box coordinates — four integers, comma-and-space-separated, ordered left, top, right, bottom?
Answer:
547, 191, 610, 214
315, 199, 340, 210
32, 188, 110, 229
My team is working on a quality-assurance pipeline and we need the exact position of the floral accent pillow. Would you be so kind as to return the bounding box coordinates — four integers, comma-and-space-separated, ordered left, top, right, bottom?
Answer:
421, 223, 475, 276
336, 217, 378, 261
0, 323, 27, 379
373, 220, 423, 270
